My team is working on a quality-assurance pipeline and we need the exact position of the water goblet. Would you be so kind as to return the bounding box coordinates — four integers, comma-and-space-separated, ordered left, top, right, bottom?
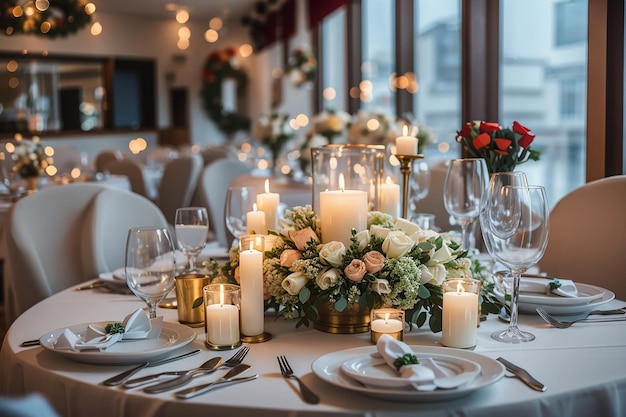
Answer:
175, 207, 209, 272
225, 185, 254, 246
443, 158, 489, 251
408, 160, 430, 218
125, 227, 177, 319
482, 185, 550, 343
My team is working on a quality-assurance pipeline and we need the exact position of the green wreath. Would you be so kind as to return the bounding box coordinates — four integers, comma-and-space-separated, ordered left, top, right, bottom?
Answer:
0, 0, 93, 38
200, 48, 250, 136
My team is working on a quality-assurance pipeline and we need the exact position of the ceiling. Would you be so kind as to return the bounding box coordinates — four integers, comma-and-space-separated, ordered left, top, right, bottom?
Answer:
94, 0, 259, 22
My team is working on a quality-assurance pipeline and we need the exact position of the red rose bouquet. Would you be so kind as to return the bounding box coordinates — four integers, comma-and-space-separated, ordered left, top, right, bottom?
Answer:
456, 121, 541, 173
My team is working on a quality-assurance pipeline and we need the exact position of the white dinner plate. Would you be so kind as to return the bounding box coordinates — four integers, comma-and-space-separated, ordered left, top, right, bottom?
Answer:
493, 283, 615, 315
341, 353, 481, 390
312, 346, 505, 402
496, 279, 605, 306
39, 321, 197, 365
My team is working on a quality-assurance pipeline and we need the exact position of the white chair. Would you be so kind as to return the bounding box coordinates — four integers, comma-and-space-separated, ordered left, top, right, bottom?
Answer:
81, 187, 169, 275
4, 183, 109, 320
106, 158, 150, 199
94, 150, 123, 173
155, 153, 203, 225
197, 159, 251, 247
539, 175, 626, 300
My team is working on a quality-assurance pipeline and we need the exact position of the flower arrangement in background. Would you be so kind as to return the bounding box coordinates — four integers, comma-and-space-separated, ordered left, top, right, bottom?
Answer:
0, 0, 95, 38
348, 109, 400, 146
286, 48, 317, 88
456, 120, 541, 173
201, 47, 250, 136
203, 206, 500, 333
252, 113, 294, 174
7, 135, 49, 178
299, 109, 351, 174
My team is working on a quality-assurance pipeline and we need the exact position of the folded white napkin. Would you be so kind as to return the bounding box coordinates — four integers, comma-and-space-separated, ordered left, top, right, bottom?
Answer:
518, 276, 578, 297
376, 334, 436, 387
55, 309, 163, 351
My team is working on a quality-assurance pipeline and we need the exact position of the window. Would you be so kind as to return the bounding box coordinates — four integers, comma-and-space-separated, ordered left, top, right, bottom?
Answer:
555, 0, 587, 46
321, 6, 347, 112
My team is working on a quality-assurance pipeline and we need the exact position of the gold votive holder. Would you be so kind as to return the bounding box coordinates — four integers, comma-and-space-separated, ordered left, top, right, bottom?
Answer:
174, 273, 210, 327
370, 308, 405, 344
441, 278, 480, 349
204, 283, 242, 351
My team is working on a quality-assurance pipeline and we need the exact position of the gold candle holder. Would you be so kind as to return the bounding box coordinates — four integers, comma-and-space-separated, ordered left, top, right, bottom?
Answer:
370, 308, 405, 344
394, 154, 424, 219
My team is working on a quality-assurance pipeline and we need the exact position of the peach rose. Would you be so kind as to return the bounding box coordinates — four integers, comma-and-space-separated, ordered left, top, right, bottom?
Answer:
280, 249, 302, 268
363, 251, 385, 273
289, 227, 319, 251
344, 259, 367, 282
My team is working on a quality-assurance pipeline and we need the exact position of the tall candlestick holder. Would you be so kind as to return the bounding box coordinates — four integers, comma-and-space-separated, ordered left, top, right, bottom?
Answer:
395, 154, 424, 219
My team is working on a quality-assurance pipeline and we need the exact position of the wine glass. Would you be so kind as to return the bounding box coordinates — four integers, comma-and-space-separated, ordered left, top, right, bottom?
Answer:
225, 185, 254, 245
443, 158, 489, 251
408, 160, 430, 218
482, 185, 550, 343
125, 227, 177, 319
175, 207, 209, 272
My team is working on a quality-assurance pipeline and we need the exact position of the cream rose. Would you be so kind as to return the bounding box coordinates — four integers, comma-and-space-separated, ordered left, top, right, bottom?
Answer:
427, 264, 447, 286
344, 259, 367, 282
354, 230, 370, 251
382, 230, 414, 258
426, 242, 455, 266
281, 271, 308, 295
280, 249, 302, 268
370, 224, 390, 240
372, 278, 391, 294
363, 251, 385, 273
316, 267, 341, 290
318, 241, 346, 267
394, 217, 420, 236
289, 227, 319, 251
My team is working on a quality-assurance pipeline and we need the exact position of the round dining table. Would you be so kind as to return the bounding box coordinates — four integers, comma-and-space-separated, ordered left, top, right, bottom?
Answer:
1, 282, 625, 417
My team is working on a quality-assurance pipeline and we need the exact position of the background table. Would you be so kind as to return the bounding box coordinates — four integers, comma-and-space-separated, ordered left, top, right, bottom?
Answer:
1, 284, 625, 417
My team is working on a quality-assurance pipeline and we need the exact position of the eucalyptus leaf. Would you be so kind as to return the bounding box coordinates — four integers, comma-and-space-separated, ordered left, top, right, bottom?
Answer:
334, 297, 348, 312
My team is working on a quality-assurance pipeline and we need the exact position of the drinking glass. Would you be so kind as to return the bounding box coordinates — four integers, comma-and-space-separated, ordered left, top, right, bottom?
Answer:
408, 160, 430, 218
175, 207, 209, 272
125, 227, 177, 319
225, 185, 254, 244
482, 185, 550, 343
443, 158, 489, 251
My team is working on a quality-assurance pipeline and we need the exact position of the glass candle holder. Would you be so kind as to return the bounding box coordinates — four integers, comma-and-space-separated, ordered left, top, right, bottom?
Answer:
370, 308, 405, 344
204, 283, 242, 351
441, 278, 480, 349
238, 235, 272, 343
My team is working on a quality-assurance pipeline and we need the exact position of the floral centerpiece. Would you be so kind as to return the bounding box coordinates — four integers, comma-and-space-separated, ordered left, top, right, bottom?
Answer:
299, 109, 351, 175
8, 135, 48, 176
204, 206, 500, 333
348, 109, 400, 146
286, 48, 317, 88
456, 120, 541, 173
252, 113, 294, 175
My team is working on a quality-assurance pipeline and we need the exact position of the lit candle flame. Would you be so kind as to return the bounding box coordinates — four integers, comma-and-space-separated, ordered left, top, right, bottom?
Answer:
249, 241, 254, 251
253, 203, 258, 212
457, 283, 465, 293
339, 173, 345, 192
403, 125, 409, 136
385, 176, 393, 185
384, 312, 390, 323
264, 178, 270, 193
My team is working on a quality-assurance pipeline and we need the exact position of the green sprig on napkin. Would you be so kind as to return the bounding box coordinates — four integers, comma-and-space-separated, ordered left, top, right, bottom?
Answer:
393, 353, 420, 371
105, 322, 125, 335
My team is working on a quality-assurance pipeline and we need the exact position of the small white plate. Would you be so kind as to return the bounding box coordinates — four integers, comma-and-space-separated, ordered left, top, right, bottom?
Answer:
312, 346, 505, 402
39, 321, 197, 365
341, 353, 481, 390
493, 283, 615, 315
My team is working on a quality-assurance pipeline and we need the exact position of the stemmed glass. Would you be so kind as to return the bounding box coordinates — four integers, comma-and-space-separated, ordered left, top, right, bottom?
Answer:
409, 160, 430, 219
225, 186, 254, 246
175, 207, 209, 272
125, 227, 177, 319
443, 158, 489, 251
482, 185, 550, 343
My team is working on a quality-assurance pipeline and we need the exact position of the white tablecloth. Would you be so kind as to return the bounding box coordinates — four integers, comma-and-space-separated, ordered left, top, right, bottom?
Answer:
1, 285, 625, 417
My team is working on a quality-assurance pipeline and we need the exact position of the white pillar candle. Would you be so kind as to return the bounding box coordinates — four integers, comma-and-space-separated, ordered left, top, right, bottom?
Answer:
442, 284, 478, 349
380, 176, 400, 218
239, 242, 265, 336
319, 174, 368, 246
256, 179, 280, 232
395, 125, 418, 155
206, 303, 240, 346
246, 203, 267, 234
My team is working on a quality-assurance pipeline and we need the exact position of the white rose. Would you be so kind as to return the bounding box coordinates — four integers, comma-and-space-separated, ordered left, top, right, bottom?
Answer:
281, 272, 308, 296
372, 278, 391, 294
354, 230, 370, 251
316, 267, 341, 290
410, 229, 439, 244
370, 225, 390, 240
427, 243, 455, 266
318, 241, 346, 267
382, 230, 414, 258
427, 264, 447, 286
395, 217, 420, 236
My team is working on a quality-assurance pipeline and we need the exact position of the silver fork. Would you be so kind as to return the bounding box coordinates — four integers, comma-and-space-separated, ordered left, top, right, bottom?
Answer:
536, 307, 626, 329
277, 355, 320, 404
144, 346, 249, 394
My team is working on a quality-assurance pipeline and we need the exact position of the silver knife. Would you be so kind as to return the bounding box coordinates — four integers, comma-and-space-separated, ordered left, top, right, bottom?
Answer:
497, 357, 546, 392
102, 349, 200, 386
175, 366, 255, 399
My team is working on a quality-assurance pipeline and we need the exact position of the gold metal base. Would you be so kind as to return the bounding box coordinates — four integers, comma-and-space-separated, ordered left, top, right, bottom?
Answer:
240, 332, 272, 343
158, 298, 178, 309
395, 154, 424, 219
314, 303, 371, 334
204, 340, 242, 351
